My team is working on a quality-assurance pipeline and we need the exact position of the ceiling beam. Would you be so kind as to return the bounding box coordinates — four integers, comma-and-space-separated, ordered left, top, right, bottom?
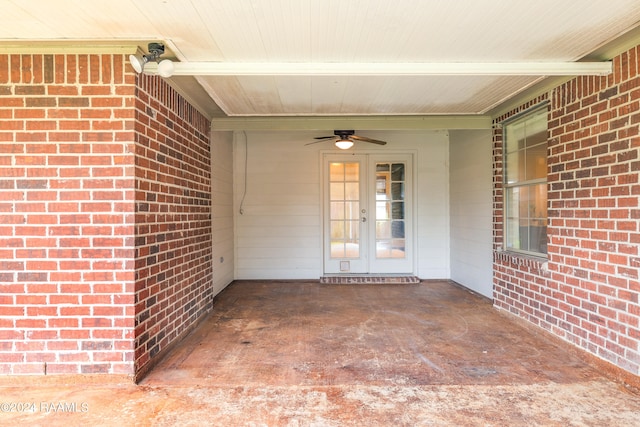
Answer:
145, 61, 612, 77
210, 115, 492, 131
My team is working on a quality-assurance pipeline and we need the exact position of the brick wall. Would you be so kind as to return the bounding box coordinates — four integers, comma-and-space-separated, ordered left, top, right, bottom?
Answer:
493, 45, 640, 376
0, 53, 213, 379
0, 54, 136, 375
133, 74, 212, 379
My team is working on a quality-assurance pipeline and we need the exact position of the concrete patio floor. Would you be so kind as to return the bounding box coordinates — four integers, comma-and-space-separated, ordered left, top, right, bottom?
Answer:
1, 280, 640, 426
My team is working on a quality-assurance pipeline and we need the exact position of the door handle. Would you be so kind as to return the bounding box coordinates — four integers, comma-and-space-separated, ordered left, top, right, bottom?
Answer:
362, 217, 367, 222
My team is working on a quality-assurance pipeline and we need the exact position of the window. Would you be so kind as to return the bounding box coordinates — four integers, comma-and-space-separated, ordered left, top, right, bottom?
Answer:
503, 106, 548, 256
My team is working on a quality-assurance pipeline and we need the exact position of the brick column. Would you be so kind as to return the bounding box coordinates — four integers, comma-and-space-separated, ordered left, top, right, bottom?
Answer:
0, 54, 136, 376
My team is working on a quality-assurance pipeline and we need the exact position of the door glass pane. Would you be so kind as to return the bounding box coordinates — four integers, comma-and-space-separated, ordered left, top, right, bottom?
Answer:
331, 241, 345, 258
376, 162, 406, 259
376, 220, 391, 239
330, 221, 345, 239
329, 161, 359, 259
345, 163, 359, 181
329, 163, 344, 181
391, 183, 403, 200
391, 163, 405, 181
392, 221, 405, 238
330, 182, 344, 200
345, 182, 359, 200
376, 201, 389, 220
391, 239, 405, 258
346, 201, 359, 220
391, 202, 404, 219
330, 202, 345, 220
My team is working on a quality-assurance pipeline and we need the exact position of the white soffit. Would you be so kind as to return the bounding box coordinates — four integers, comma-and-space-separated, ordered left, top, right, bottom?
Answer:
1, 0, 640, 117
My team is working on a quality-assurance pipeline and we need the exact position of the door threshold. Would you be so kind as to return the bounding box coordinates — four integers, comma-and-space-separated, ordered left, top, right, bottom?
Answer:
320, 274, 420, 284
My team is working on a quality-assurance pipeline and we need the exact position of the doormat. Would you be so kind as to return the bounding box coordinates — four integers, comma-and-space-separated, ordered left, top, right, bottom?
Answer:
320, 275, 421, 284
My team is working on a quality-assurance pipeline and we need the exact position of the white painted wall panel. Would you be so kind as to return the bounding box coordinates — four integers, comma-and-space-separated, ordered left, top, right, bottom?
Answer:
234, 131, 323, 279
211, 131, 235, 294
233, 130, 450, 280
449, 130, 493, 298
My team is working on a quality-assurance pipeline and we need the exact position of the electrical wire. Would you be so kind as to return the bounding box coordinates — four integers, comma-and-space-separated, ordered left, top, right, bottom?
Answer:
238, 131, 248, 215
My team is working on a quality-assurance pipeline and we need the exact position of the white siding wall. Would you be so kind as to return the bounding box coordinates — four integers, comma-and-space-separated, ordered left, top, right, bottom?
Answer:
211, 131, 235, 294
233, 130, 450, 280
449, 130, 493, 298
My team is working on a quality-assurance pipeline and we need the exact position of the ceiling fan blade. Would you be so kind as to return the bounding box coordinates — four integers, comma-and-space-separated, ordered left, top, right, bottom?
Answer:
305, 139, 333, 146
350, 135, 387, 145
313, 136, 335, 140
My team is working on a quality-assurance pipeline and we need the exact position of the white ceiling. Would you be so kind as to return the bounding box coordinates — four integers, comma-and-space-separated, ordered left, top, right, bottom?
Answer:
2, 0, 640, 123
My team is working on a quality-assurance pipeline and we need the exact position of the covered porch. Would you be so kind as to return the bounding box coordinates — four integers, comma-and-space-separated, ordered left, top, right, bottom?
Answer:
1, 280, 638, 425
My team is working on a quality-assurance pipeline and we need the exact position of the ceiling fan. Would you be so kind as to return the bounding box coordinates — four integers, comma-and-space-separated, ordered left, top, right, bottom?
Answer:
306, 130, 387, 150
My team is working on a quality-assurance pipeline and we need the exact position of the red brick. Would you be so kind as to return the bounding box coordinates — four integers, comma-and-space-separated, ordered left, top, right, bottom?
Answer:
47, 340, 79, 351
0, 53, 210, 378
493, 44, 640, 378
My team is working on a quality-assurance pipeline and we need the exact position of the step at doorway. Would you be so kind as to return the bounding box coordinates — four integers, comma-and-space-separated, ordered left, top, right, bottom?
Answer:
320, 274, 420, 284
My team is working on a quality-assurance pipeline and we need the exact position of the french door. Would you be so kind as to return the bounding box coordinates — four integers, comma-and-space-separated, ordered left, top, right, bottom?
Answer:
323, 153, 413, 274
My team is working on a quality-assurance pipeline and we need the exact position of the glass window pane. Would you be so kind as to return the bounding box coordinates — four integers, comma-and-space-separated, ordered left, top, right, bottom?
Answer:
376, 163, 390, 172
506, 123, 525, 153
531, 183, 547, 220
345, 162, 359, 181
376, 174, 389, 198
505, 109, 547, 182
518, 186, 530, 219
505, 188, 519, 219
376, 241, 391, 258
525, 114, 547, 145
346, 221, 359, 241
526, 129, 547, 148
344, 182, 359, 200
330, 183, 344, 200
530, 220, 547, 253
329, 163, 344, 182
392, 202, 404, 220
376, 201, 389, 220
391, 239, 406, 258
330, 202, 345, 220
345, 241, 359, 258
505, 152, 520, 184
391, 183, 404, 200
505, 218, 520, 249
526, 143, 547, 180
376, 239, 406, 259
330, 221, 345, 239
506, 185, 545, 253
376, 221, 391, 239
391, 163, 405, 181
392, 221, 405, 238
331, 241, 345, 258
345, 202, 359, 221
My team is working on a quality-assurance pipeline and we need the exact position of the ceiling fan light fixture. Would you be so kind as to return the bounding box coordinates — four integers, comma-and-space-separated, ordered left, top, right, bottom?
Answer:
335, 138, 354, 150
